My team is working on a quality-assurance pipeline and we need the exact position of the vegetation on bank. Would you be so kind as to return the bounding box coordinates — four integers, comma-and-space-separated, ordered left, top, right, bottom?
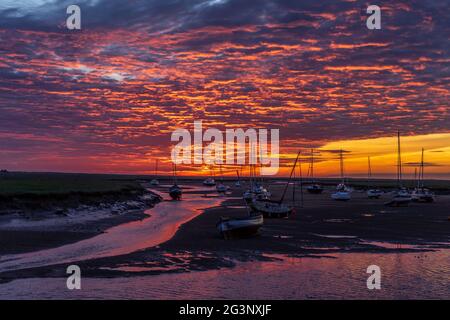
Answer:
0, 172, 145, 195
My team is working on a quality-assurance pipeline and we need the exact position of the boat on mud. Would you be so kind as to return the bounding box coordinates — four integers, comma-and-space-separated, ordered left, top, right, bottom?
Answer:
150, 159, 160, 186
203, 177, 216, 186
169, 162, 182, 200
411, 148, 435, 203
306, 149, 323, 194
385, 132, 411, 207
217, 214, 263, 239
331, 150, 351, 201
366, 156, 382, 199
250, 151, 300, 218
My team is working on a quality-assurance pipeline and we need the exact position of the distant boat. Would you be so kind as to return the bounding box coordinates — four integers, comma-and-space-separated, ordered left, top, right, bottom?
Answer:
331, 150, 351, 201
366, 156, 382, 199
306, 149, 323, 194
216, 183, 227, 193
169, 162, 182, 200
250, 151, 300, 218
150, 159, 159, 186
217, 214, 263, 239
411, 148, 435, 203
203, 177, 216, 186
216, 164, 227, 193
235, 169, 241, 187
385, 131, 411, 207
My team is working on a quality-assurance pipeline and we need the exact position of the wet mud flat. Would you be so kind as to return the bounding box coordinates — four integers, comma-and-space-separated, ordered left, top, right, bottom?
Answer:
1, 182, 449, 283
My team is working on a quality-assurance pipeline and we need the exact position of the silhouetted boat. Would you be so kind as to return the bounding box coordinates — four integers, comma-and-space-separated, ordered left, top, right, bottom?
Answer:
217, 214, 263, 239
366, 156, 382, 198
307, 149, 323, 194
203, 177, 216, 186
150, 159, 159, 186
169, 163, 182, 200
385, 132, 411, 206
250, 151, 300, 218
411, 148, 435, 203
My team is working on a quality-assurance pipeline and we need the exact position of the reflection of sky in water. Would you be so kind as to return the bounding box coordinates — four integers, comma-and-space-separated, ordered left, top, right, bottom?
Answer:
0, 186, 223, 273
1, 250, 449, 299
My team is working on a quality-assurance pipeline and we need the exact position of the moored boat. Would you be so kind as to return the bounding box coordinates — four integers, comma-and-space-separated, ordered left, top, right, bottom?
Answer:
411, 148, 435, 203
385, 132, 410, 207
217, 214, 263, 239
169, 162, 182, 200
250, 199, 293, 218
307, 149, 323, 194
331, 150, 351, 201
169, 184, 182, 200
203, 177, 216, 186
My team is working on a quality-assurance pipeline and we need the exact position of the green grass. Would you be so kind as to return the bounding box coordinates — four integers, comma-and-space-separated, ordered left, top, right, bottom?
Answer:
0, 172, 144, 195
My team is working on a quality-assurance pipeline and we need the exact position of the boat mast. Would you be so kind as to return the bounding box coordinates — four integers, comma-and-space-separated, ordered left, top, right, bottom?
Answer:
339, 149, 345, 184
279, 151, 301, 204
311, 148, 314, 183
397, 131, 402, 188
367, 156, 372, 188
420, 148, 424, 188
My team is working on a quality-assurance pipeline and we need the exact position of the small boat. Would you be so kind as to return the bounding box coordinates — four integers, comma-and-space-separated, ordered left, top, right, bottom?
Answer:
243, 190, 253, 202
331, 150, 351, 201
366, 156, 382, 198
250, 199, 293, 218
235, 169, 242, 187
203, 177, 216, 186
169, 184, 182, 200
169, 163, 182, 200
217, 214, 263, 239
411, 188, 435, 203
367, 189, 383, 199
150, 159, 159, 186
411, 148, 435, 203
216, 183, 227, 193
385, 187, 411, 206
385, 132, 410, 207
307, 149, 323, 194
307, 184, 324, 194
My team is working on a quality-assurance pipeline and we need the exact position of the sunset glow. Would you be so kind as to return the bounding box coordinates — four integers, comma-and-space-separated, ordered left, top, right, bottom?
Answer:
0, 1, 448, 178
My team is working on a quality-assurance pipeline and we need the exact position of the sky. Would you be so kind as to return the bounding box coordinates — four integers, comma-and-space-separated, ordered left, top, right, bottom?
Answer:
0, 0, 449, 178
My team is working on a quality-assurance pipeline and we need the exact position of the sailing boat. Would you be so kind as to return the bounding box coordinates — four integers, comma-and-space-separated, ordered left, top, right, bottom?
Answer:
235, 169, 241, 187
411, 148, 435, 203
306, 148, 323, 194
150, 159, 159, 186
385, 131, 411, 206
331, 149, 351, 201
250, 152, 300, 218
169, 162, 182, 200
203, 167, 216, 186
367, 156, 382, 199
216, 164, 227, 193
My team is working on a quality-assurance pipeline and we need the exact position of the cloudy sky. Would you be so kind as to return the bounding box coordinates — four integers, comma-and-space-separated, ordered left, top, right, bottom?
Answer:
0, 0, 449, 177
